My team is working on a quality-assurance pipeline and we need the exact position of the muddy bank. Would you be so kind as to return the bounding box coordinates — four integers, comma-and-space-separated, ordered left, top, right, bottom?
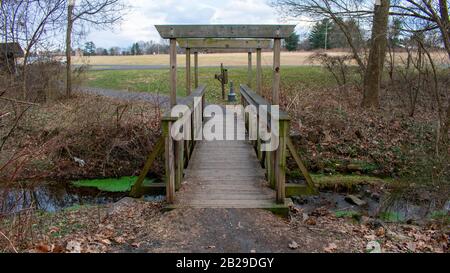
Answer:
0, 181, 164, 214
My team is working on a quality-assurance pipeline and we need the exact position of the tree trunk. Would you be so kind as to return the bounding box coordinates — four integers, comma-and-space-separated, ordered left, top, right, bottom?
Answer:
362, 0, 390, 108
66, 2, 75, 97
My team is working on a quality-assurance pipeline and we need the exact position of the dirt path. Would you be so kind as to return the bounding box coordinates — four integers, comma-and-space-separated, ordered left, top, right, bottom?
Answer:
77, 86, 170, 107
116, 208, 317, 253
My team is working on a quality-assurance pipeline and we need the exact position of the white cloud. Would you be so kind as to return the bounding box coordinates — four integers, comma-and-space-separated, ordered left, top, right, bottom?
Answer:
85, 0, 308, 49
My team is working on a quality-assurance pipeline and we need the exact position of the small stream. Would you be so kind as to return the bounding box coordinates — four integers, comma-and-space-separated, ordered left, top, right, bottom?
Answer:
291, 183, 446, 223
0, 182, 164, 214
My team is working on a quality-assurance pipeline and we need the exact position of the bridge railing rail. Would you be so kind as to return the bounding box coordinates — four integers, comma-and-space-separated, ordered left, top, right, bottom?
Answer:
240, 84, 290, 204
162, 85, 207, 203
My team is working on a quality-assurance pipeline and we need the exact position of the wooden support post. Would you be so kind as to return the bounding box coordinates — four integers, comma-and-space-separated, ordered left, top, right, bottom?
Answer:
248, 51, 252, 88
272, 38, 281, 105
194, 51, 199, 88
164, 121, 175, 204
175, 140, 184, 191
256, 48, 262, 95
266, 149, 275, 189
170, 38, 177, 107
275, 120, 288, 204
186, 48, 191, 96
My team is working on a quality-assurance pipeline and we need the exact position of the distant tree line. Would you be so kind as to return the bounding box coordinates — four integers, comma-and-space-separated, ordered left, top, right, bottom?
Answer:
81, 40, 170, 56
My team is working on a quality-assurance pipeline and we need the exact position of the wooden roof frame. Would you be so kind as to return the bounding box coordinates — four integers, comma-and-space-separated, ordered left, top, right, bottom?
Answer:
155, 25, 296, 39
177, 39, 272, 50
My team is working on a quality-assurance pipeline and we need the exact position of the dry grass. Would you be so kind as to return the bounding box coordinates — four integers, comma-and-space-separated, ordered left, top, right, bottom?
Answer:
73, 51, 449, 67
74, 52, 350, 66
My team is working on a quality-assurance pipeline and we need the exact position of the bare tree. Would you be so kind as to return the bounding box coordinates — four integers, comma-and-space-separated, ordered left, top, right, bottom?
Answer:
65, 0, 126, 97
391, 0, 450, 59
362, 0, 390, 108
1, 0, 65, 99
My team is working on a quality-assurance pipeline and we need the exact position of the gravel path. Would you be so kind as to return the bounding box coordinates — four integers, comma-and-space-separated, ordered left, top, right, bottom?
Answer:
77, 86, 170, 107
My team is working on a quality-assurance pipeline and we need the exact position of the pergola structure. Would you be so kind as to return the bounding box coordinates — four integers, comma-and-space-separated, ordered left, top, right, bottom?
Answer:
177, 38, 272, 95
155, 25, 296, 106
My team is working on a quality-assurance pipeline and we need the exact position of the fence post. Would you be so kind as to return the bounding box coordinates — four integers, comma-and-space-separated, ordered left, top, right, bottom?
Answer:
163, 120, 175, 203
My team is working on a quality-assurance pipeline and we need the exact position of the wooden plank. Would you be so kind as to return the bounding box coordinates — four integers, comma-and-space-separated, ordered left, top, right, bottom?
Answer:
156, 25, 296, 39
272, 38, 281, 105
130, 137, 164, 197
178, 38, 272, 49
287, 137, 316, 190
170, 38, 177, 107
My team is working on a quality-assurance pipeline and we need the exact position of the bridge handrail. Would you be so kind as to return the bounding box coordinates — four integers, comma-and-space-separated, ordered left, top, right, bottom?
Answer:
240, 84, 289, 204
240, 84, 290, 121
162, 84, 207, 203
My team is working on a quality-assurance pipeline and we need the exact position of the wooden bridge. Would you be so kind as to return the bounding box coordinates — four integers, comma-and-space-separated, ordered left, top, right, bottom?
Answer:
131, 25, 316, 213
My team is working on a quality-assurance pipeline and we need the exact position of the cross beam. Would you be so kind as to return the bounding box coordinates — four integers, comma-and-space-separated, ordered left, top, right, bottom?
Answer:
155, 25, 295, 39
177, 39, 272, 49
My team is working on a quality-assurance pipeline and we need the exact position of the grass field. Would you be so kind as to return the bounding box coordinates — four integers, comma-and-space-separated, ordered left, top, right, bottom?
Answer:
74, 52, 348, 67
74, 51, 449, 67
83, 66, 340, 103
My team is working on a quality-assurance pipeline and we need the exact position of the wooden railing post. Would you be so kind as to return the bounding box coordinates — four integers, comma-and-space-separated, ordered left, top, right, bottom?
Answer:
248, 51, 252, 88
163, 120, 175, 203
275, 119, 288, 204
170, 38, 177, 107
194, 51, 199, 88
256, 48, 262, 95
186, 47, 191, 96
175, 139, 184, 191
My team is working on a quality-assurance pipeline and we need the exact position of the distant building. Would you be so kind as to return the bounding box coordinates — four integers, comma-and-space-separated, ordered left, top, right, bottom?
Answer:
0, 42, 24, 74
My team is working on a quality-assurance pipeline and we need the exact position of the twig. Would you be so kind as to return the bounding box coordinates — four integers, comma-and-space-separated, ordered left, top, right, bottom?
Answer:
0, 97, 40, 106
0, 230, 18, 253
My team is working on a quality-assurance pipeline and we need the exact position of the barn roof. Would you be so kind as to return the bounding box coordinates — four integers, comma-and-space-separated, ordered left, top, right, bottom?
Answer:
0, 43, 24, 57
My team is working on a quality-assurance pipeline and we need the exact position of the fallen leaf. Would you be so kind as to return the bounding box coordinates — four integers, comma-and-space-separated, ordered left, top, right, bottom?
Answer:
289, 241, 299, 249
66, 241, 82, 253
324, 243, 338, 253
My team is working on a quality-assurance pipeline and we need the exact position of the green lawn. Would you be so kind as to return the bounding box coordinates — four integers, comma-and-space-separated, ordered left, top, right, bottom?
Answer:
83, 66, 340, 104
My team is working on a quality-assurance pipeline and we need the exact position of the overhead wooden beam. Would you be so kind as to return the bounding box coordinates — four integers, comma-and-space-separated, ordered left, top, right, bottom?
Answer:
156, 25, 296, 39
177, 38, 272, 49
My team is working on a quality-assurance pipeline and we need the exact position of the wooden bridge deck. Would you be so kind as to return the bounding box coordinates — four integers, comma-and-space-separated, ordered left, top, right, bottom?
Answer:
174, 109, 277, 208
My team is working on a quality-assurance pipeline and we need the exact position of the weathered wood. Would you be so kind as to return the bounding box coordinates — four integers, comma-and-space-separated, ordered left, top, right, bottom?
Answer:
170, 38, 177, 107
272, 38, 281, 105
130, 137, 164, 198
175, 111, 280, 209
194, 51, 199, 88
248, 51, 252, 88
287, 137, 316, 190
186, 48, 191, 96
256, 48, 262, 95
276, 120, 288, 204
175, 140, 184, 191
177, 38, 272, 49
156, 25, 296, 39
164, 121, 175, 203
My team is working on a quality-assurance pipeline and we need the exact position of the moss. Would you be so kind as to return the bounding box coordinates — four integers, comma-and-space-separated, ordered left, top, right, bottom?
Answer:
72, 176, 155, 193
312, 173, 389, 188
335, 210, 362, 221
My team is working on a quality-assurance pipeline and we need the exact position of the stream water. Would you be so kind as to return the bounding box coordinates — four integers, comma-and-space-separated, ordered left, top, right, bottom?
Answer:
0, 182, 164, 214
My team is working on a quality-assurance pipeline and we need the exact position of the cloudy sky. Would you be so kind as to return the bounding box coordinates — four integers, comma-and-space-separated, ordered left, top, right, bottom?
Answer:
85, 0, 308, 49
